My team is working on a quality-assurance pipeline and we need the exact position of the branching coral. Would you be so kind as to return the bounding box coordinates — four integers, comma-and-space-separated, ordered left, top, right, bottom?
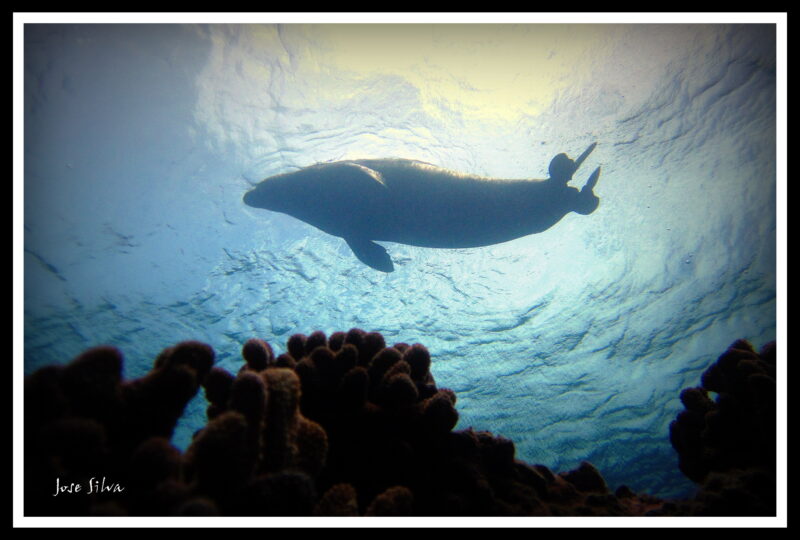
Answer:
23, 332, 778, 517
668, 339, 777, 516
24, 341, 212, 516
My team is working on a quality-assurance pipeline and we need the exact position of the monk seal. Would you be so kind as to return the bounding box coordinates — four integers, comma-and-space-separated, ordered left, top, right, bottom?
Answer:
243, 143, 601, 272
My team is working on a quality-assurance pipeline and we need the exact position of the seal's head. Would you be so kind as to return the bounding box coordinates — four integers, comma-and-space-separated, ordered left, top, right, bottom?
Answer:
242, 186, 262, 208
243, 173, 293, 212
548, 153, 576, 185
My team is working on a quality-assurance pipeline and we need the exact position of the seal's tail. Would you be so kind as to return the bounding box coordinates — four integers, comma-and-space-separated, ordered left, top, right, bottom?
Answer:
584, 166, 601, 191
574, 142, 597, 172
574, 166, 601, 215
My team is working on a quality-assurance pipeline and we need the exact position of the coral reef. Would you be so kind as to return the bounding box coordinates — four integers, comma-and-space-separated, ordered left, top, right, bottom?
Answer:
667, 339, 777, 516
23, 331, 777, 517
25, 341, 214, 516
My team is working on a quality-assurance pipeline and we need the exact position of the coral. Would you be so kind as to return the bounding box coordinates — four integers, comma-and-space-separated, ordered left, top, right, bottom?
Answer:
181, 411, 254, 510
259, 367, 303, 472
305, 330, 328, 356
365, 486, 415, 516
202, 366, 235, 420
314, 483, 359, 516
126, 437, 183, 515
24, 343, 208, 516
294, 416, 329, 479
240, 338, 274, 372
559, 461, 609, 494
116, 361, 199, 451
240, 471, 317, 516
286, 333, 307, 361
421, 389, 459, 436
23, 332, 778, 518
328, 331, 346, 352
668, 339, 777, 516
57, 346, 123, 425
174, 497, 219, 516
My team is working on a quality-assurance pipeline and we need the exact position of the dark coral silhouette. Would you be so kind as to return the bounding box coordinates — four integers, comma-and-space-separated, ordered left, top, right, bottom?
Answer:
23, 332, 777, 517
667, 339, 776, 516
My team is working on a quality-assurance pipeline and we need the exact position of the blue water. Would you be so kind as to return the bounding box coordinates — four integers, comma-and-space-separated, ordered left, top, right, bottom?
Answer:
22, 23, 778, 500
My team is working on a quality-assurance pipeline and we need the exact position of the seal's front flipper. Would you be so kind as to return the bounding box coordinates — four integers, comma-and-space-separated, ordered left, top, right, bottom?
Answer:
345, 237, 395, 272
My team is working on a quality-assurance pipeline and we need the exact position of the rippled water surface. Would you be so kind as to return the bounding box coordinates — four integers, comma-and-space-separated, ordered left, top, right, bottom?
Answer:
22, 21, 779, 499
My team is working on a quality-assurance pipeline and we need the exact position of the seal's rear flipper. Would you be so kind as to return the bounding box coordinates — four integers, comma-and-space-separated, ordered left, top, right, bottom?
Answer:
345, 237, 395, 272
584, 166, 601, 191
575, 166, 601, 215
574, 142, 597, 171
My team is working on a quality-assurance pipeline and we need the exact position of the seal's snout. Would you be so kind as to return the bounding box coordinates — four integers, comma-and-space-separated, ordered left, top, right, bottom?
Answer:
243, 182, 280, 211
243, 188, 257, 207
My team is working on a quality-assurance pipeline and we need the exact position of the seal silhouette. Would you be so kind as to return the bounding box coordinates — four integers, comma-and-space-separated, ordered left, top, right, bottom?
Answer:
243, 143, 601, 272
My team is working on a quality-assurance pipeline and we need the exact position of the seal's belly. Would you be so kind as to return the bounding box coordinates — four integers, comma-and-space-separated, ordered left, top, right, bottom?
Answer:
368, 176, 554, 248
